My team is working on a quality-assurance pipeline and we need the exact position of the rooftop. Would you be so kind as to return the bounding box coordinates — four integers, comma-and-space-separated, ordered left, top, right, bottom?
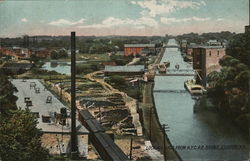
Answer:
104, 65, 145, 72
189, 45, 225, 49
124, 44, 155, 48
11, 79, 89, 134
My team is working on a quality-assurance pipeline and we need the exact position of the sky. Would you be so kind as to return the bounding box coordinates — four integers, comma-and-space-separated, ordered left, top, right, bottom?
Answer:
0, 0, 249, 37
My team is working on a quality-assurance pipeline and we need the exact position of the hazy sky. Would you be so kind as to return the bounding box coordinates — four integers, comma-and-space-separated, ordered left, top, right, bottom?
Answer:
0, 0, 249, 37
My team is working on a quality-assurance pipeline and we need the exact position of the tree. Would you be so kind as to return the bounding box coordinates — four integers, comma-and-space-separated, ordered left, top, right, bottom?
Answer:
108, 75, 126, 87
0, 109, 49, 161
206, 32, 250, 132
0, 73, 18, 114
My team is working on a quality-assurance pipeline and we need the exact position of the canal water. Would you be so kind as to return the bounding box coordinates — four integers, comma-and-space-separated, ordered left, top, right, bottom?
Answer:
153, 39, 248, 161
42, 61, 86, 75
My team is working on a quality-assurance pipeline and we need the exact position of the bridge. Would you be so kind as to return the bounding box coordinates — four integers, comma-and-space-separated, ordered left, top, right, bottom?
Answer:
153, 89, 187, 93
164, 45, 180, 48
155, 69, 195, 76
155, 73, 195, 76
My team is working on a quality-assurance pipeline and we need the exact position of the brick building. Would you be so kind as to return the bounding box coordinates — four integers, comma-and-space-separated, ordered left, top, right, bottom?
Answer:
192, 46, 226, 87
124, 44, 155, 56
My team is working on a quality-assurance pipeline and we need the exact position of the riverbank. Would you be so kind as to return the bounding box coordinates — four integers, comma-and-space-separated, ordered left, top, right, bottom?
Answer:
141, 47, 182, 161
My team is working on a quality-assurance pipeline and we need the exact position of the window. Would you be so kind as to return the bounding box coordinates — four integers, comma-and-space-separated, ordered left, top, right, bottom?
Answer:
209, 51, 211, 56
217, 50, 220, 56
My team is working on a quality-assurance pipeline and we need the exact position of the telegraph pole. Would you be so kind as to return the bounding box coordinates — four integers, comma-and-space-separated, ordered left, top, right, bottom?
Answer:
161, 124, 170, 161
149, 107, 152, 140
129, 137, 133, 160
70, 32, 78, 158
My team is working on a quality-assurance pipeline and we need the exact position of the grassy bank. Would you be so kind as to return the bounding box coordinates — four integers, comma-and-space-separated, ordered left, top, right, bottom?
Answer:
141, 82, 182, 161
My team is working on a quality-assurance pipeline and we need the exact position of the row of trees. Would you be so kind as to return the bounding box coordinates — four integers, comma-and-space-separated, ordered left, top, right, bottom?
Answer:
176, 31, 236, 45
206, 32, 250, 131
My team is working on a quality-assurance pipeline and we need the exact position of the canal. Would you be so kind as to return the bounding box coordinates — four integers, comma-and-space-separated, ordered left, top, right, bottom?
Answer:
153, 39, 248, 161
42, 60, 86, 75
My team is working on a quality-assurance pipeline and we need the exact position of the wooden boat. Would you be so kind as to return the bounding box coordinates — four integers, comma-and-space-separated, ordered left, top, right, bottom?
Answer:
163, 61, 170, 68
157, 63, 166, 73
184, 79, 206, 96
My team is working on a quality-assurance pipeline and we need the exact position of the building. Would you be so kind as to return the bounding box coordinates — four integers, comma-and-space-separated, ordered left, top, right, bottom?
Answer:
180, 40, 187, 53
11, 79, 89, 157
192, 46, 226, 87
245, 26, 250, 33
124, 44, 155, 56
0, 47, 30, 59
207, 40, 222, 46
104, 65, 145, 76
30, 48, 50, 58
186, 43, 199, 61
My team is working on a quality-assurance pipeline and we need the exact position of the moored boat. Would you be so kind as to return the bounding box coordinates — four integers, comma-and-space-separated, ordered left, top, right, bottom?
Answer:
157, 63, 166, 73
163, 61, 170, 68
184, 79, 206, 96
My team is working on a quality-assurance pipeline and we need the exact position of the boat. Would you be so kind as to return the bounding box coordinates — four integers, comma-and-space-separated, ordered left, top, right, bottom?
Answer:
163, 61, 170, 68
184, 79, 206, 96
157, 63, 166, 73
175, 64, 180, 70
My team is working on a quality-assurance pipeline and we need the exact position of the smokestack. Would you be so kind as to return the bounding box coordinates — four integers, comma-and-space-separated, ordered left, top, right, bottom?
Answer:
70, 32, 78, 158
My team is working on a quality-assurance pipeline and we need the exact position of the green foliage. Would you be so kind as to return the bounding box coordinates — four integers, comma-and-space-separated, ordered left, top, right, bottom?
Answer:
176, 31, 235, 45
226, 32, 250, 67
76, 62, 103, 75
0, 73, 18, 114
51, 49, 68, 59
206, 32, 250, 131
0, 109, 49, 161
107, 75, 126, 87
110, 54, 133, 65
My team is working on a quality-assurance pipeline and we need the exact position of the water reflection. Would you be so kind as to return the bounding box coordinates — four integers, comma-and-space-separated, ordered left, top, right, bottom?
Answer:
153, 39, 248, 161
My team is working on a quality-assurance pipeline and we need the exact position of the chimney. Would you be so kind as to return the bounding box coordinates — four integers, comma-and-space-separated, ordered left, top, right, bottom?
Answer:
70, 32, 78, 158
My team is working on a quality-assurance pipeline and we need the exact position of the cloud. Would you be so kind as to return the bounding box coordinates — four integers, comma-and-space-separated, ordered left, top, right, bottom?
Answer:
160, 16, 210, 24
77, 16, 158, 28
131, 1, 136, 4
216, 18, 223, 21
49, 18, 85, 26
131, 0, 206, 17
21, 18, 28, 22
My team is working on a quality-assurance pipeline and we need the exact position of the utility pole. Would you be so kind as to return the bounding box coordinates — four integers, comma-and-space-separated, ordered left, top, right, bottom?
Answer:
129, 137, 133, 160
149, 107, 152, 141
161, 124, 170, 161
70, 32, 78, 159
98, 106, 102, 123
60, 79, 63, 102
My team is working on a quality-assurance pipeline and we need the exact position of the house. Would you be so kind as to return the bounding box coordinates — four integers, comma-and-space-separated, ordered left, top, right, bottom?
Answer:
124, 44, 155, 56
0, 47, 30, 60
104, 65, 145, 76
192, 46, 226, 87
30, 48, 50, 58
